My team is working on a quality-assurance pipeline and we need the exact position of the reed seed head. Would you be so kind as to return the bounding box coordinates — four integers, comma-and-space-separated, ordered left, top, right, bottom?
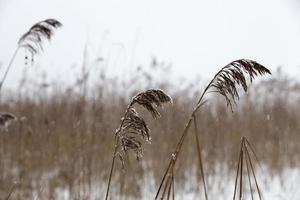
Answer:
18, 18, 62, 61
117, 89, 172, 161
132, 89, 172, 118
210, 59, 271, 109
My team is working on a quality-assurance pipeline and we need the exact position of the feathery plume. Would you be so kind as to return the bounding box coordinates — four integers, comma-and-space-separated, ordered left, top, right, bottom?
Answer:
207, 59, 271, 109
18, 19, 62, 61
106, 89, 172, 200
118, 89, 172, 159
156, 59, 270, 199
0, 19, 62, 93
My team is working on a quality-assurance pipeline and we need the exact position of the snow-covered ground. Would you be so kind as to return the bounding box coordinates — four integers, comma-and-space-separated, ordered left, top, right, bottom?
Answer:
52, 166, 300, 200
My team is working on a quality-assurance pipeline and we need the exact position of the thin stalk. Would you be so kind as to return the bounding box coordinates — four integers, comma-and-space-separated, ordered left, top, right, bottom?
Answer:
156, 66, 228, 199
245, 139, 262, 169
166, 173, 173, 200
156, 80, 216, 199
162, 162, 176, 199
161, 172, 172, 199
244, 145, 262, 200
5, 182, 18, 200
0, 47, 20, 94
155, 159, 173, 199
234, 137, 262, 200
105, 102, 134, 200
239, 142, 244, 200
105, 137, 118, 200
172, 169, 175, 200
156, 60, 270, 199
155, 118, 193, 199
233, 139, 243, 200
193, 115, 208, 200
245, 148, 254, 200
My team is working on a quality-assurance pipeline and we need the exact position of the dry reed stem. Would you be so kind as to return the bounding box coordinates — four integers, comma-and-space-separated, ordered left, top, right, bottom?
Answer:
165, 169, 175, 200
245, 150, 254, 200
155, 59, 270, 199
166, 173, 173, 200
233, 137, 262, 200
105, 140, 119, 200
0, 19, 62, 93
105, 89, 172, 200
245, 144, 262, 199
172, 170, 175, 200
233, 139, 243, 200
239, 142, 243, 199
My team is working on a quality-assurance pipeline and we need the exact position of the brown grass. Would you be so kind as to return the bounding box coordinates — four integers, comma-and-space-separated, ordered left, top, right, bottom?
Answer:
105, 89, 172, 200
0, 19, 297, 199
1, 63, 299, 199
155, 59, 270, 199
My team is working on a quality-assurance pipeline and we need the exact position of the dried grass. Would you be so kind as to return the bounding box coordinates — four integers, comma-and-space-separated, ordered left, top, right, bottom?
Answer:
155, 59, 270, 199
1, 71, 298, 199
105, 89, 172, 200
0, 19, 62, 92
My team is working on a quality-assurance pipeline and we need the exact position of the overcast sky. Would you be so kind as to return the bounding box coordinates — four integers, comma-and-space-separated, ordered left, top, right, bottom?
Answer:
0, 0, 300, 90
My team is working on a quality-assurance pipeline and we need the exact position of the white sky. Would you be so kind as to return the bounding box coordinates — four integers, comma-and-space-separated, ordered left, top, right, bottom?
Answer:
0, 0, 300, 90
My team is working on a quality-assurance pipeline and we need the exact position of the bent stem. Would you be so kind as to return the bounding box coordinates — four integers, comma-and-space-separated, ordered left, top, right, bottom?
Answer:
155, 60, 270, 199
105, 111, 129, 200
155, 77, 212, 199
105, 137, 119, 200
105, 101, 135, 200
155, 116, 194, 199
0, 47, 20, 94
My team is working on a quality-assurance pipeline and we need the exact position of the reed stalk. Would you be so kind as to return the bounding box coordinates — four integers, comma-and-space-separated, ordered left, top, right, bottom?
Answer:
105, 89, 172, 200
233, 137, 262, 200
155, 59, 270, 199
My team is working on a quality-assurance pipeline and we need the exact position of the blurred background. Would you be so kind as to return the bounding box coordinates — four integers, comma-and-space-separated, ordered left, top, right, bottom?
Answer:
0, 0, 300, 199
1, 0, 300, 88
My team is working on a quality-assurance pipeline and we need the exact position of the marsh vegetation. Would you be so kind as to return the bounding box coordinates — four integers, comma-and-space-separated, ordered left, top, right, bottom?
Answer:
0, 19, 299, 200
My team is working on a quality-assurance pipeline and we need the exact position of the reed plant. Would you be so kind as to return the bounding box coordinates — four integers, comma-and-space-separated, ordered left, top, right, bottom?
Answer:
0, 19, 62, 93
105, 89, 172, 200
1, 64, 297, 199
155, 59, 271, 199
1, 18, 62, 200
